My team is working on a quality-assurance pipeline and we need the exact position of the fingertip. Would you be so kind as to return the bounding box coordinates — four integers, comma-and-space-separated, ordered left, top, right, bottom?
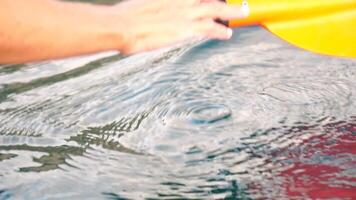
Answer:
227, 28, 233, 39
211, 27, 234, 40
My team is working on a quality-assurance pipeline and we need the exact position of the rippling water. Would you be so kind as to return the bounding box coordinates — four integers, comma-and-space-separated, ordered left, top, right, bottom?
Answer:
0, 27, 355, 199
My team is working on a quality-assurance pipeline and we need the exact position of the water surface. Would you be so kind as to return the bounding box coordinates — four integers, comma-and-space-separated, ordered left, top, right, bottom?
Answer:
0, 26, 355, 199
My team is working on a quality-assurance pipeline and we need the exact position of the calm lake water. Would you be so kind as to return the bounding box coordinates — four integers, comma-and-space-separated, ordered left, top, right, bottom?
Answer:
0, 26, 355, 199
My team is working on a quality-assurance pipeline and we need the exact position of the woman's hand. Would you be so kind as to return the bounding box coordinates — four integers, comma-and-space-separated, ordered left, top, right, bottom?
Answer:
113, 0, 247, 54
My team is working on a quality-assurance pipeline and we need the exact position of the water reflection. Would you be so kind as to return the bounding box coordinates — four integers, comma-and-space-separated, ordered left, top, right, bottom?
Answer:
267, 120, 356, 199
0, 111, 149, 173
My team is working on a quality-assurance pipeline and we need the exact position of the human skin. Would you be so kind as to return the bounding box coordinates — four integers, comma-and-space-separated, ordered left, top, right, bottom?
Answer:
0, 0, 246, 64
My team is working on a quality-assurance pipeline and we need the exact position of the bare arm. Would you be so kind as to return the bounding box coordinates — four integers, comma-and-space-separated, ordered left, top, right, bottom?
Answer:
0, 0, 245, 64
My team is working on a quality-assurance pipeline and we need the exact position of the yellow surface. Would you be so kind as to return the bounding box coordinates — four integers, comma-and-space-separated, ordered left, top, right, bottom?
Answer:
226, 0, 356, 58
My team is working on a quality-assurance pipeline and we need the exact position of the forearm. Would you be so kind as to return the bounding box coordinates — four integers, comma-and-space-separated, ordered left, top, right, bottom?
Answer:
0, 0, 122, 64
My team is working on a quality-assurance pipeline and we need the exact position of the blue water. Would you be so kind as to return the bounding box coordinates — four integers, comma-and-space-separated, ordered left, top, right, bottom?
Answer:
0, 27, 355, 199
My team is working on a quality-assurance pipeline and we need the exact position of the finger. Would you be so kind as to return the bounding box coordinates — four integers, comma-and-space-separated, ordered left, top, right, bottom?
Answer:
190, 2, 247, 20
195, 20, 234, 40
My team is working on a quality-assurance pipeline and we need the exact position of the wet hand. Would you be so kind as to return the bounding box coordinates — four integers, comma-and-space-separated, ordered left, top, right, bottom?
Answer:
113, 0, 247, 54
